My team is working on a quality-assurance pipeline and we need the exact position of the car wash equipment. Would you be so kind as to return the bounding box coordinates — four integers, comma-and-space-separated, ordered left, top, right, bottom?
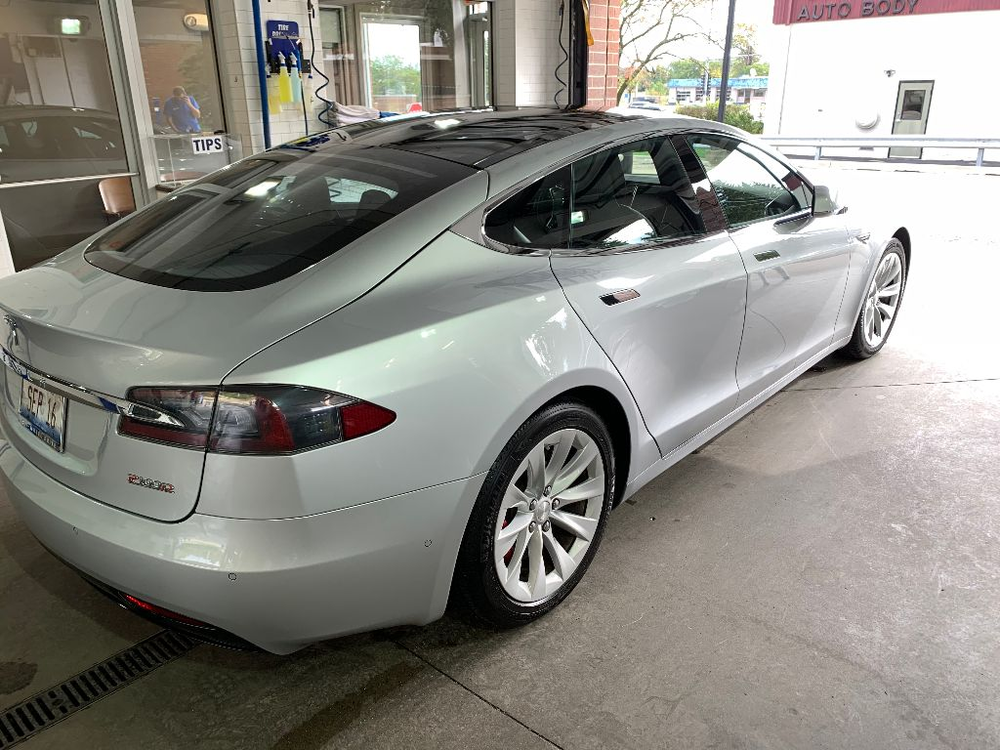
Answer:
277, 52, 293, 104
266, 48, 283, 114
290, 52, 303, 104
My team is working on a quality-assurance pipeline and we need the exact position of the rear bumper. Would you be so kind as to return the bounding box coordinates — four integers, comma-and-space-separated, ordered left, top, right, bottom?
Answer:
0, 439, 485, 654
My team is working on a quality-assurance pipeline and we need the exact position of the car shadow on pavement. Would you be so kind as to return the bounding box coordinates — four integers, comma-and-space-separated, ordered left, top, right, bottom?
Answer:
0, 517, 155, 645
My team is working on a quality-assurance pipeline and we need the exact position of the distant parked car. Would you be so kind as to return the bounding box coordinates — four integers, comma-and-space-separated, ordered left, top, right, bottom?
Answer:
628, 95, 664, 111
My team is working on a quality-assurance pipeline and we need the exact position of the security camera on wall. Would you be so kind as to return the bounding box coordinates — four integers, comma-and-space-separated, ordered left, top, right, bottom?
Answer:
183, 13, 210, 32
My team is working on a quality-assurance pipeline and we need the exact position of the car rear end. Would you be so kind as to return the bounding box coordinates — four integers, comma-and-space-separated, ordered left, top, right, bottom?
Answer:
0, 137, 489, 652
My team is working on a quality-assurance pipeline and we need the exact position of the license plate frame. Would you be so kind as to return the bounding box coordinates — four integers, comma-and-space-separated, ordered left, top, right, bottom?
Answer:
18, 379, 68, 453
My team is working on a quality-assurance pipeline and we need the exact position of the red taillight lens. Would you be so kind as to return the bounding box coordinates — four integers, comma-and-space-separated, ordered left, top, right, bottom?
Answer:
341, 400, 397, 440
120, 385, 395, 454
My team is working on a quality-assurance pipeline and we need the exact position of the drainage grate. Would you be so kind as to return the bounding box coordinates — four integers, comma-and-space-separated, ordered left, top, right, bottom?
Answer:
0, 630, 195, 748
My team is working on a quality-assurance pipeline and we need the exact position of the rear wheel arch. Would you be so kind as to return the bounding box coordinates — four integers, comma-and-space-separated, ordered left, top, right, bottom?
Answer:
534, 386, 632, 508
892, 227, 911, 271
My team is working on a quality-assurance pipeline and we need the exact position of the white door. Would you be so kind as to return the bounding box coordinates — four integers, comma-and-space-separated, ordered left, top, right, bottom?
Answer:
890, 81, 933, 158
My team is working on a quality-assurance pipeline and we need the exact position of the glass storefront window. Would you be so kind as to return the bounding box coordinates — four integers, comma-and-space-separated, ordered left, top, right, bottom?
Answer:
132, 0, 225, 136
0, 0, 135, 270
129, 0, 240, 186
319, 0, 492, 115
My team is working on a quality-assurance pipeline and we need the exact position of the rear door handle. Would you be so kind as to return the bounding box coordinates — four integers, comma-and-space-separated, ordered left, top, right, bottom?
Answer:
600, 289, 640, 306
854, 232, 871, 243
754, 250, 780, 262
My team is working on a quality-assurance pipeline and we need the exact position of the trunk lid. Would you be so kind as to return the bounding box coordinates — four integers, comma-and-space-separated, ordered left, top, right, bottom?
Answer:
0, 170, 488, 521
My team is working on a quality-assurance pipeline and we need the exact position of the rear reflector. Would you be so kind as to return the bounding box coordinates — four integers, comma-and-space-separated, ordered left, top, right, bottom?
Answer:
341, 401, 397, 440
123, 594, 209, 627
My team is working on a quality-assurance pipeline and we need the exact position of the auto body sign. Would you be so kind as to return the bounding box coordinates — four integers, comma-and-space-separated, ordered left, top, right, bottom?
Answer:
773, 0, 1000, 24
796, 0, 917, 20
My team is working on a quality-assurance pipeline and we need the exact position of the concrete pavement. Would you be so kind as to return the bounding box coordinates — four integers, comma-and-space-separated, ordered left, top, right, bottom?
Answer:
1, 168, 998, 749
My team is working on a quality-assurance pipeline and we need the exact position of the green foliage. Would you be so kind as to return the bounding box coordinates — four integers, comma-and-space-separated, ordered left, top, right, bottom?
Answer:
725, 107, 765, 134
369, 55, 420, 96
675, 103, 764, 134
665, 58, 705, 79
666, 57, 769, 81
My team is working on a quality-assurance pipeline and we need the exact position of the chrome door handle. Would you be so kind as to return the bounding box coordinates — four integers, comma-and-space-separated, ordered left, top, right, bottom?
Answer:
600, 289, 640, 306
854, 232, 871, 243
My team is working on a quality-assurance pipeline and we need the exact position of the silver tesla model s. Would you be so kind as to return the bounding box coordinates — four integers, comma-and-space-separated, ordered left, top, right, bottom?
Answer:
0, 110, 908, 653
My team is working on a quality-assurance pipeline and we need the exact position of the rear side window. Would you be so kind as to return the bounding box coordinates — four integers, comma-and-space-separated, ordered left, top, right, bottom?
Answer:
686, 134, 807, 228
483, 167, 572, 250
85, 147, 475, 291
484, 136, 705, 253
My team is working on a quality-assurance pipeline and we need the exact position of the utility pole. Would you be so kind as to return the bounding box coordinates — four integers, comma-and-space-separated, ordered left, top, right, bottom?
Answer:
717, 0, 737, 122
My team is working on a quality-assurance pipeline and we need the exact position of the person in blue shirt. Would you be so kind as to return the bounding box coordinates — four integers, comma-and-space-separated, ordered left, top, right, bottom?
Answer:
164, 87, 202, 133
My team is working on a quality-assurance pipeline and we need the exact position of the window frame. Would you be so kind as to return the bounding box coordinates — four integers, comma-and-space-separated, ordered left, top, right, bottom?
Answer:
682, 131, 816, 232
479, 133, 722, 257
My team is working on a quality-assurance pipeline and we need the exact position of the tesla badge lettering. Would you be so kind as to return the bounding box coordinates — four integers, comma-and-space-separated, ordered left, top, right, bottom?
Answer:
128, 474, 175, 494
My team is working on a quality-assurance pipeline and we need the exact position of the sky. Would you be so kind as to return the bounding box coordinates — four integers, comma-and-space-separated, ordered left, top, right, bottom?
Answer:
364, 22, 422, 69
628, 0, 786, 69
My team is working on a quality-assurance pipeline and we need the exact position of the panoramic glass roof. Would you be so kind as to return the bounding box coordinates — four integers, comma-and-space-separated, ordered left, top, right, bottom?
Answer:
289, 109, 632, 168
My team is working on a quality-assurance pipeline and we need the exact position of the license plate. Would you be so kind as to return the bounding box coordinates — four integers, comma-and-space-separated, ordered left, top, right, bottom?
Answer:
18, 380, 68, 453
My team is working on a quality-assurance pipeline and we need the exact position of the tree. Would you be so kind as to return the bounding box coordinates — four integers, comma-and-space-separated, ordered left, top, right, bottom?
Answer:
369, 55, 420, 96
618, 0, 709, 103
732, 23, 760, 68
666, 58, 706, 80
703, 23, 769, 77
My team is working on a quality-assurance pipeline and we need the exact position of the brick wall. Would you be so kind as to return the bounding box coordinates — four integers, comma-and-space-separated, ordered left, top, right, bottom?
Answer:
585, 0, 620, 109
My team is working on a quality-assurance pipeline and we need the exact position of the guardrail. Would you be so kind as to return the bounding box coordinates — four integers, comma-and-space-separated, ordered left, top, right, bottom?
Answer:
761, 136, 1000, 167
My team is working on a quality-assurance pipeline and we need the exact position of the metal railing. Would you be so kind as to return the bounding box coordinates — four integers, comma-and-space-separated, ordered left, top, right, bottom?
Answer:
761, 136, 1000, 167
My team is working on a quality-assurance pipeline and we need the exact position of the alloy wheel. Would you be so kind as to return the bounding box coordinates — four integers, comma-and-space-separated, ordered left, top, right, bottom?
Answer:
862, 251, 903, 348
493, 428, 606, 604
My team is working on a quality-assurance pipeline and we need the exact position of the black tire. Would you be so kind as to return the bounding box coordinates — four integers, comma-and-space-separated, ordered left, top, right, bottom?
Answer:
455, 401, 616, 628
843, 238, 907, 360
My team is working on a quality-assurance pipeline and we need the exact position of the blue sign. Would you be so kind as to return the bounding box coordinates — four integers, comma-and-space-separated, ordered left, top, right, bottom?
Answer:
668, 76, 769, 89
265, 19, 300, 62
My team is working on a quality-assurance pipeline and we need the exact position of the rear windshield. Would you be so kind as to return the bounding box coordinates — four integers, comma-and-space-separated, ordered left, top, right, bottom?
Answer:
84, 145, 476, 291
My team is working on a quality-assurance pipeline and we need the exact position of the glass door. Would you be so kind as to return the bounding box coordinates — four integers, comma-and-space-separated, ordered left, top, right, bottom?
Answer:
466, 7, 491, 108
362, 18, 422, 113
0, 0, 137, 272
320, 0, 493, 116
128, 0, 240, 186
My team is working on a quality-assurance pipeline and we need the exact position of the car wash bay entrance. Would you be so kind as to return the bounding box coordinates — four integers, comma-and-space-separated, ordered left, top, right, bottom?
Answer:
0, 0, 498, 277
0, 0, 237, 275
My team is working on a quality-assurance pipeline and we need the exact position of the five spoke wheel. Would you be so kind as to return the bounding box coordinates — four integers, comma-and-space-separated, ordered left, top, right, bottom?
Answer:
493, 428, 605, 604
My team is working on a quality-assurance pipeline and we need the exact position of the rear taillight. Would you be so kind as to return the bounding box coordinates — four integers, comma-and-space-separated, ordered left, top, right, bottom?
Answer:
119, 385, 395, 454
119, 388, 217, 448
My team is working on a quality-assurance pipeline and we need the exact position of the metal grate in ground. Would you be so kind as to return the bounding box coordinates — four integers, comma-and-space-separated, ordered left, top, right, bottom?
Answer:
0, 630, 194, 748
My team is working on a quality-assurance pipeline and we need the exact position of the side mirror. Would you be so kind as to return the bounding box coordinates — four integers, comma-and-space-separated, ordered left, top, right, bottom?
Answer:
812, 184, 844, 216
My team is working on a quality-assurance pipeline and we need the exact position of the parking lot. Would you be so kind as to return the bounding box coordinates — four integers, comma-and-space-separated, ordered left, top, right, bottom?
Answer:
2, 166, 998, 750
